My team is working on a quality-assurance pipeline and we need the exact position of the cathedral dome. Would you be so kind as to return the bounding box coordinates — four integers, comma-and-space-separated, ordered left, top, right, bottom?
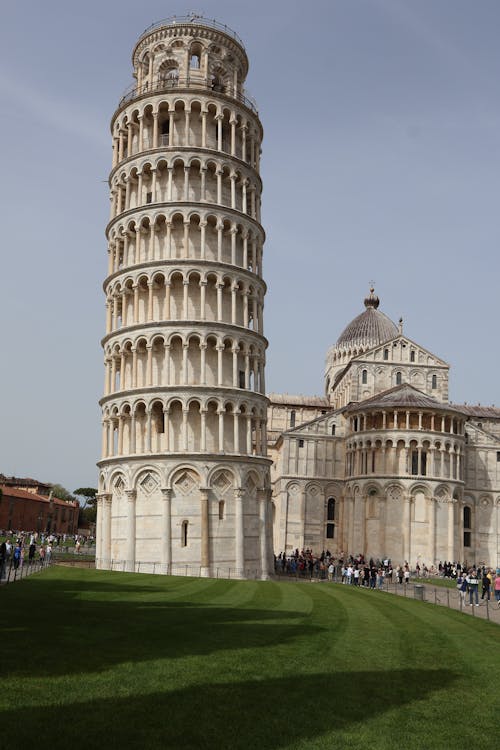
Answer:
335, 288, 398, 350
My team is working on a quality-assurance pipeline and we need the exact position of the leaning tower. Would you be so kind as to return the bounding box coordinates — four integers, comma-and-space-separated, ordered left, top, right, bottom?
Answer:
96, 16, 272, 578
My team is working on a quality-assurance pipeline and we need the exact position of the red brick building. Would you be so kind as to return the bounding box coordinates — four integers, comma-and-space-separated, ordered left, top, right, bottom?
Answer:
0, 486, 79, 534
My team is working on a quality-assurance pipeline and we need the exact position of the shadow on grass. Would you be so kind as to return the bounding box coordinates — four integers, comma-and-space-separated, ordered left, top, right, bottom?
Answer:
0, 574, 324, 677
4, 669, 457, 748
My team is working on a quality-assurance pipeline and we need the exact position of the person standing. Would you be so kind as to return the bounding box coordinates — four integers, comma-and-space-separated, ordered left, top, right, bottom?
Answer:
328, 562, 335, 582
457, 572, 467, 607
0, 540, 6, 579
12, 543, 21, 570
466, 568, 479, 606
377, 567, 385, 590
494, 572, 500, 608
481, 571, 491, 601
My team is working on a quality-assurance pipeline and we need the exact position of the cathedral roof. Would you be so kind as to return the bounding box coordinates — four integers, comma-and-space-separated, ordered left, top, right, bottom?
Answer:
335, 288, 398, 350
451, 404, 500, 419
345, 384, 461, 413
268, 393, 330, 407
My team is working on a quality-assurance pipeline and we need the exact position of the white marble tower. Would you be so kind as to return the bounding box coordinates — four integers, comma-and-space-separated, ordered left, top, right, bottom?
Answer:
96, 16, 272, 578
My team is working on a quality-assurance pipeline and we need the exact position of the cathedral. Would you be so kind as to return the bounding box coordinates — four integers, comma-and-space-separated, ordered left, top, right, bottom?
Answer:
268, 287, 500, 569
95, 16, 499, 577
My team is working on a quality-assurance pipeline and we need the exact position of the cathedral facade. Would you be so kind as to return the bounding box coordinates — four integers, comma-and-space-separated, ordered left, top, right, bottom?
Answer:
269, 289, 500, 569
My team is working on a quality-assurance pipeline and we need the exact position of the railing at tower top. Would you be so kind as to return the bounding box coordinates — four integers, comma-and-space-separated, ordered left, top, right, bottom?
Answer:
137, 15, 245, 49
118, 76, 258, 115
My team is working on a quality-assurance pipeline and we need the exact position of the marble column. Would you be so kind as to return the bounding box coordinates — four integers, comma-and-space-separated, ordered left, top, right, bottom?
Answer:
234, 488, 245, 575
447, 500, 455, 562
125, 489, 136, 572
258, 487, 269, 579
161, 488, 172, 573
403, 495, 411, 564
200, 488, 210, 576
102, 493, 112, 568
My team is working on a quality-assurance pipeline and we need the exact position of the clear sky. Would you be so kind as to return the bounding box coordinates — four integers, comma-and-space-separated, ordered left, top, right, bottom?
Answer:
1, 0, 499, 494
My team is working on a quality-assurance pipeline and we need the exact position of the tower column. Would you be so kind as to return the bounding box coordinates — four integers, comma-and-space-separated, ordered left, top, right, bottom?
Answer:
200, 488, 210, 576
234, 488, 245, 575
125, 490, 136, 572
258, 487, 270, 579
161, 488, 172, 573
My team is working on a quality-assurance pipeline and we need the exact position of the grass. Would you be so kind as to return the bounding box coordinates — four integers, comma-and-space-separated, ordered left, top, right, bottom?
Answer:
1, 567, 499, 750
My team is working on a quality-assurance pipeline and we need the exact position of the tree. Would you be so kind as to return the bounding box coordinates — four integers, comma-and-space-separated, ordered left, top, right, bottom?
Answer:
74, 488, 98, 527
74, 487, 97, 506
78, 505, 97, 525
51, 484, 75, 502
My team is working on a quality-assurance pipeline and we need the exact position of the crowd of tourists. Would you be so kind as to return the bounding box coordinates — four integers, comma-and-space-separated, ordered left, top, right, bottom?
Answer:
0, 530, 94, 579
273, 549, 500, 606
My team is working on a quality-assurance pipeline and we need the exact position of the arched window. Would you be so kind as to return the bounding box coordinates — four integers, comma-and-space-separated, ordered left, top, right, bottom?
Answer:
410, 350, 415, 362
190, 43, 202, 69
211, 74, 224, 92
362, 369, 367, 384
290, 410, 296, 428
218, 500, 225, 520
327, 498, 336, 520
181, 520, 189, 547
432, 374, 437, 389
383, 348, 389, 360
331, 424, 336, 436
163, 67, 179, 85
396, 372, 402, 385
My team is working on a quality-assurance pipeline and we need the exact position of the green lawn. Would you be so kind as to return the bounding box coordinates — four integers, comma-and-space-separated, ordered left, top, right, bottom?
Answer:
1, 567, 499, 750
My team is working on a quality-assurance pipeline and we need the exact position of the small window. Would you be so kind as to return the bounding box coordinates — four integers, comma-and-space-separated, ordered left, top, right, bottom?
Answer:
410, 350, 415, 362
326, 523, 335, 539
496, 451, 500, 462
396, 372, 402, 385
421, 451, 427, 476
290, 410, 296, 428
331, 424, 336, 436
218, 501, 225, 520
432, 374, 437, 389
327, 498, 336, 521
411, 450, 418, 475
362, 369, 367, 384
239, 370, 245, 389
463, 531, 471, 548
298, 439, 304, 448
464, 506, 471, 528
181, 520, 188, 547
383, 349, 389, 360
146, 192, 152, 204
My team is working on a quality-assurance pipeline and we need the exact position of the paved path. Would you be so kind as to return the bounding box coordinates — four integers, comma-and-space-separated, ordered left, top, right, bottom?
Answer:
382, 579, 500, 624
0, 560, 53, 586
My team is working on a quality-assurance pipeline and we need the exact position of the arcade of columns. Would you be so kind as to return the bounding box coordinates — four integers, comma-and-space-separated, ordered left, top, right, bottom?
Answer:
341, 404, 466, 563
